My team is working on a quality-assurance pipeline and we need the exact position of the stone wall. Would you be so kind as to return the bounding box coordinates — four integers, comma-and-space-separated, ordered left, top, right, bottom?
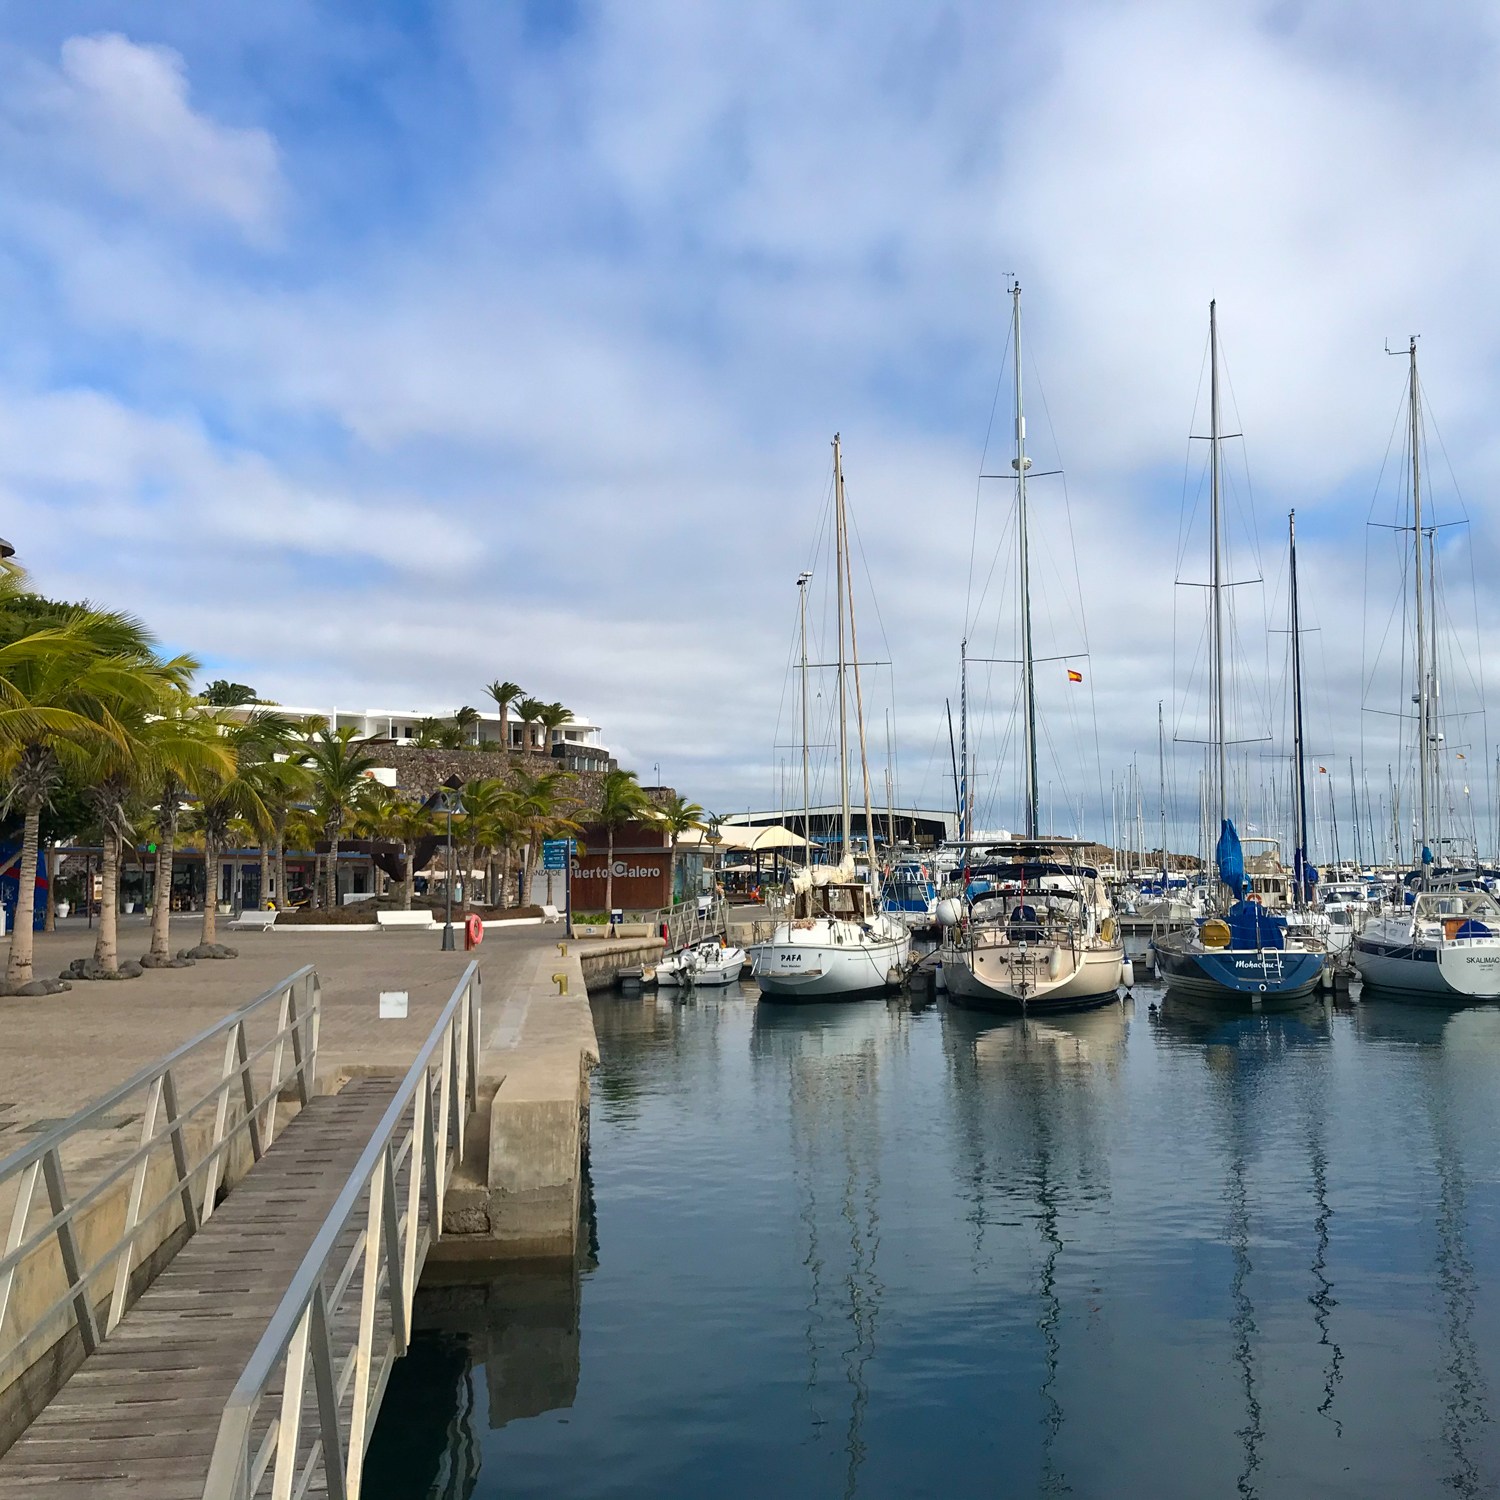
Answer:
373, 746, 665, 818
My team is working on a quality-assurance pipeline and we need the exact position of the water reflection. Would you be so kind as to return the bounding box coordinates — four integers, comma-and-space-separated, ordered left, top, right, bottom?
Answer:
367, 986, 1500, 1499
1153, 999, 1337, 1499
942, 1003, 1127, 1494
752, 1003, 893, 1499
1359, 1000, 1499, 1496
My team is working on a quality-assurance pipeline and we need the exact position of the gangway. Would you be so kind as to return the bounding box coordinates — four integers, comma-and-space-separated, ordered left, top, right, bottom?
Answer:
0, 962, 480, 1498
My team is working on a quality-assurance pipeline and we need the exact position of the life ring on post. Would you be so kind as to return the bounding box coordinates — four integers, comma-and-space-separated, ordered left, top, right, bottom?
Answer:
465, 913, 484, 949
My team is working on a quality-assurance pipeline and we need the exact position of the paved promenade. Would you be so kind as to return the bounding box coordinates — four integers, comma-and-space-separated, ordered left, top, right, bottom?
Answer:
0, 915, 552, 1217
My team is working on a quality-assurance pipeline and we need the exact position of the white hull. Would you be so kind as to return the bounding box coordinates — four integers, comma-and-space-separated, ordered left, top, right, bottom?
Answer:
1354, 939, 1500, 998
943, 941, 1125, 1012
656, 944, 748, 987
753, 923, 911, 1000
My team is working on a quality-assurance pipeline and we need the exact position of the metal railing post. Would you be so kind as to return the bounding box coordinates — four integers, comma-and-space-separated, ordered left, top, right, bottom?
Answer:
308, 1283, 348, 1500
40, 1149, 99, 1356
159, 1066, 201, 1234
107, 1076, 163, 1332
0, 1160, 39, 1339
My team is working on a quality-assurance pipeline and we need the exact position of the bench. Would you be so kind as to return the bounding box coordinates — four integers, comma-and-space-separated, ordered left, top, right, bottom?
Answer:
376, 910, 438, 931
227, 909, 278, 931
541, 904, 563, 924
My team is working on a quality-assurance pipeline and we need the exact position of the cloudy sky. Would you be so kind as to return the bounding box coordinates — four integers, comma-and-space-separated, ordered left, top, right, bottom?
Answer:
7, 1, 1499, 857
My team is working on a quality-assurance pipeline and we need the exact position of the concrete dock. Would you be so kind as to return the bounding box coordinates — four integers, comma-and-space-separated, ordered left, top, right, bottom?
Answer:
0, 913, 628, 1475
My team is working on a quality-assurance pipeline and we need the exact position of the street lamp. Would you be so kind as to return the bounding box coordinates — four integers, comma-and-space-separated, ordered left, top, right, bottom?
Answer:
434, 788, 465, 950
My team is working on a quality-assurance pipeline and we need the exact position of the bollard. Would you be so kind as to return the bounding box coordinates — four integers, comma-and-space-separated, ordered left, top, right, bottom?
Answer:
552, 972, 569, 996
557, 941, 569, 957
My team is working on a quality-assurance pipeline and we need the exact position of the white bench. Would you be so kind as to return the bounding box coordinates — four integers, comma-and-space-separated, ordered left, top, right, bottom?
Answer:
227, 910, 278, 932
376, 910, 438, 931
541, 904, 563, 924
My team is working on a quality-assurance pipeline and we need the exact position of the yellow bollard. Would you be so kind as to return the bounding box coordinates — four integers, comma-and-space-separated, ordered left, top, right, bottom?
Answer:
557, 941, 569, 957
552, 972, 569, 996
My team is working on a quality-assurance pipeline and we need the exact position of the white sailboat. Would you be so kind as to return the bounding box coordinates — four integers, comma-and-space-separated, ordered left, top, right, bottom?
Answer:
1353, 339, 1500, 999
940, 283, 1124, 1014
753, 435, 912, 1002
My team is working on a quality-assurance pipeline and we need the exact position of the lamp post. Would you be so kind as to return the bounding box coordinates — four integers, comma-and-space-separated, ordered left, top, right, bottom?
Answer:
435, 788, 465, 950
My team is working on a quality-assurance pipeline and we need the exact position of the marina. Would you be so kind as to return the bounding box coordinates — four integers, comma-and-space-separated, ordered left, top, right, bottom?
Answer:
6, 4, 1500, 1495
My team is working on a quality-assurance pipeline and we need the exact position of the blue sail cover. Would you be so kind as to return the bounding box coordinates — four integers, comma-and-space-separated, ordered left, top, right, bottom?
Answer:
1215, 819, 1246, 898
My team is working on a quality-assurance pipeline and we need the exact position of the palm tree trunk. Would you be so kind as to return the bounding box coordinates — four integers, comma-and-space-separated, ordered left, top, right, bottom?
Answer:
325, 827, 340, 910
402, 849, 414, 910
93, 828, 121, 972
605, 825, 615, 916
42, 840, 56, 932
275, 833, 288, 911
150, 800, 177, 961
201, 838, 220, 945
258, 846, 271, 911
4, 799, 43, 987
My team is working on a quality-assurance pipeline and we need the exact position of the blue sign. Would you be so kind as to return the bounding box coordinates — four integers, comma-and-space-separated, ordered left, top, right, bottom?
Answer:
542, 839, 574, 871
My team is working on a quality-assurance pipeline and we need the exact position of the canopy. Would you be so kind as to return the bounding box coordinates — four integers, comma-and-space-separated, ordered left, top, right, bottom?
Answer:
676, 824, 810, 851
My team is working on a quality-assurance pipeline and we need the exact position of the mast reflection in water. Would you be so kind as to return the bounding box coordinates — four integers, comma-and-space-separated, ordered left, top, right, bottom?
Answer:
366, 983, 1500, 1499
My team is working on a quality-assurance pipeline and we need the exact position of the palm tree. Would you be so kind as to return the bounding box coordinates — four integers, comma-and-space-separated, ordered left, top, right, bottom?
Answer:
596, 769, 653, 917
513, 769, 582, 906
199, 680, 260, 707
188, 713, 289, 944
485, 680, 525, 752
413, 717, 445, 748
535, 701, 572, 759
380, 795, 435, 910
0, 614, 156, 989
303, 726, 376, 909
516, 697, 546, 756
657, 792, 706, 905
244, 749, 313, 915
144, 699, 236, 963
82, 663, 219, 975
457, 778, 510, 911
453, 705, 481, 747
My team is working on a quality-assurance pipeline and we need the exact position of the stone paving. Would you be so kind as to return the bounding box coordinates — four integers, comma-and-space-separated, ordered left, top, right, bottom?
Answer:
0, 914, 551, 1213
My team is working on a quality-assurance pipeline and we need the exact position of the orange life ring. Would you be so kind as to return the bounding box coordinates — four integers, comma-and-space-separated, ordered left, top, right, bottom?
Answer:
464, 913, 484, 949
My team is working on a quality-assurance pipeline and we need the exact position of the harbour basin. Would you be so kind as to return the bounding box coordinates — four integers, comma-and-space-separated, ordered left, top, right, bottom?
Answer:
367, 979, 1500, 1498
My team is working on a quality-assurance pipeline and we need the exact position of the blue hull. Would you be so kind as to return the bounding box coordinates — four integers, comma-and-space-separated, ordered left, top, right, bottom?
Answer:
1152, 942, 1325, 1005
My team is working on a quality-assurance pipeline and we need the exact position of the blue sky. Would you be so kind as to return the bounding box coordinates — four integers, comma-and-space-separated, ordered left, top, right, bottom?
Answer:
7, 1, 1500, 850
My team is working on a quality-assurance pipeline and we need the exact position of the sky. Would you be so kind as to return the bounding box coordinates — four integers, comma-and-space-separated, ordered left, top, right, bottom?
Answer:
7, 0, 1500, 859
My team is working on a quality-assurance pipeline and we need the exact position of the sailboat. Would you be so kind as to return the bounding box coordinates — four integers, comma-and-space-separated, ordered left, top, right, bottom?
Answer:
753, 435, 913, 1001
1353, 340, 1500, 998
941, 283, 1124, 1015
1151, 302, 1325, 1006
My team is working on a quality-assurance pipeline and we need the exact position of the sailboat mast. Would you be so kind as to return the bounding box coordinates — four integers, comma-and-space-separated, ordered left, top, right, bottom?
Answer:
845, 503, 880, 873
833, 434, 851, 861
1158, 701, 1168, 882
1409, 338, 1431, 871
1209, 300, 1227, 830
1013, 283, 1040, 837
959, 640, 969, 843
1289, 509, 1310, 905
797, 570, 812, 861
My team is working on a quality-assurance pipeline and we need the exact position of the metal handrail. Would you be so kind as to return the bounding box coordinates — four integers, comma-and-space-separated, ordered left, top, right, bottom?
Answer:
202, 960, 481, 1500
0, 967, 320, 1383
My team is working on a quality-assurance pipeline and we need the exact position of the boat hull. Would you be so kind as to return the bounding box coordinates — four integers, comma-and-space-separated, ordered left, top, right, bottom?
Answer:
944, 944, 1125, 1015
1152, 940, 1325, 1006
1353, 936, 1500, 999
753, 932, 911, 1000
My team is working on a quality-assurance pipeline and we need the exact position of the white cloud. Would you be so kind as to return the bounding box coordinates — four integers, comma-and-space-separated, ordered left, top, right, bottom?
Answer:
18, 32, 281, 236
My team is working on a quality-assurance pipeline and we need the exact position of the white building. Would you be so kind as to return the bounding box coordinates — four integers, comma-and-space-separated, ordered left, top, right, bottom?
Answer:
221, 702, 611, 767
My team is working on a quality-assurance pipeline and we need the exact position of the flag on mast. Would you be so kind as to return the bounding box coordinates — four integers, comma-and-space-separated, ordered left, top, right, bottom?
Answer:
1067, 669, 1083, 683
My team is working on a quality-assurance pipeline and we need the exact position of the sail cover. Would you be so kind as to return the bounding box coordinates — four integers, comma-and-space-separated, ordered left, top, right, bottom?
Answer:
1215, 818, 1247, 898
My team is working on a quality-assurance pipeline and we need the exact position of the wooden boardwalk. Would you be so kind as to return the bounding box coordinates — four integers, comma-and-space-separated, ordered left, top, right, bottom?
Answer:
0, 1078, 401, 1499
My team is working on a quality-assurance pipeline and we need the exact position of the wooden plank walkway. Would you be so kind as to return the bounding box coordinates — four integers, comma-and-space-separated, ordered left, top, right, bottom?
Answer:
0, 1077, 402, 1499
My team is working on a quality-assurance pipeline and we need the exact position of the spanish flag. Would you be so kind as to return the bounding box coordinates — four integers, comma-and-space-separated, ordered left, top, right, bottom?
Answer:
1318, 766, 1327, 773
1067, 669, 1083, 683
1457, 752, 1467, 760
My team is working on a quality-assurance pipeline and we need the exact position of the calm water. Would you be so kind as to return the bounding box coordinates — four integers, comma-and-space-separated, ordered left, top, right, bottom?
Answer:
367, 983, 1500, 1498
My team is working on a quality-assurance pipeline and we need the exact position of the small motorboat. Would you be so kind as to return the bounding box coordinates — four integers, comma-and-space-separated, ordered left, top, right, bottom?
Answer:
656, 940, 748, 987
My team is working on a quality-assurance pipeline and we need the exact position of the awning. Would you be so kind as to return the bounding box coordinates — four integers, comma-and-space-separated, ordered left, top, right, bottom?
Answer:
676, 824, 810, 851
